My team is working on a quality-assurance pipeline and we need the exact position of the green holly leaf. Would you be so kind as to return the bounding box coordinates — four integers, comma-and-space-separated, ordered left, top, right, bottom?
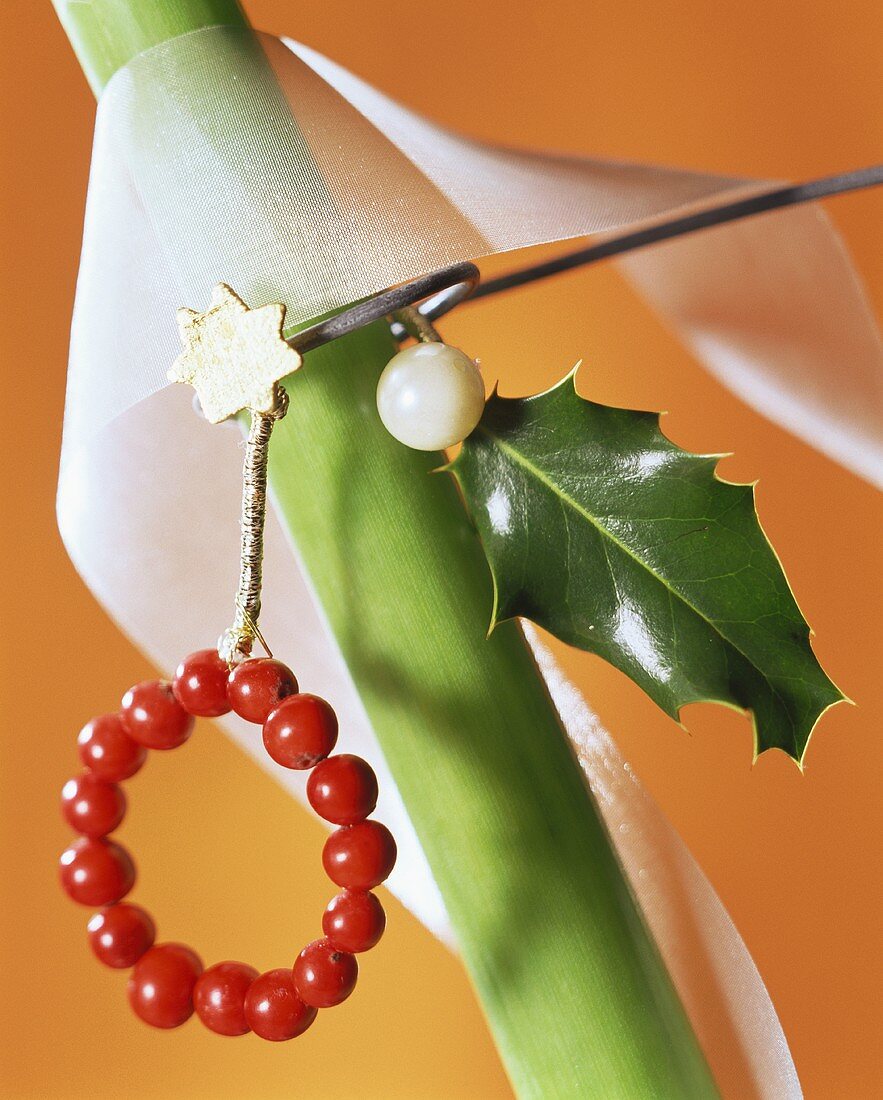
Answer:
449, 369, 844, 763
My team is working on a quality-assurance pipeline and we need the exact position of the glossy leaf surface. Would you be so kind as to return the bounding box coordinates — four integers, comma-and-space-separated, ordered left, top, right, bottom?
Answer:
451, 370, 843, 762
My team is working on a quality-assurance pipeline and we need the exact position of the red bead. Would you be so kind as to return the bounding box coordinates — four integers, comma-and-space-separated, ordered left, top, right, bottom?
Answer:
227, 658, 299, 724
262, 694, 338, 770
61, 773, 126, 838
193, 961, 259, 1036
88, 904, 155, 968
243, 968, 317, 1042
173, 649, 231, 718
128, 943, 203, 1029
322, 821, 397, 890
78, 713, 146, 781
293, 938, 358, 1008
323, 890, 386, 953
121, 680, 194, 750
307, 755, 378, 825
59, 837, 135, 906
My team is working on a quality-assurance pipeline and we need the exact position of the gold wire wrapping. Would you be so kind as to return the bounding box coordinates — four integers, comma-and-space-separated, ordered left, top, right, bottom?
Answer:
168, 282, 302, 664
218, 385, 289, 664
218, 309, 439, 664
392, 306, 442, 345
203, 303, 442, 660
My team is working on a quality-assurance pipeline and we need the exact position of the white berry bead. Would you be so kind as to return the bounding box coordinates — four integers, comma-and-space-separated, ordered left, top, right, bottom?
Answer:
376, 342, 485, 451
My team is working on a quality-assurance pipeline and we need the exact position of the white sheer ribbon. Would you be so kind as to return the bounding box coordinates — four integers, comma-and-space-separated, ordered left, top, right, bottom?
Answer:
60, 25, 883, 1096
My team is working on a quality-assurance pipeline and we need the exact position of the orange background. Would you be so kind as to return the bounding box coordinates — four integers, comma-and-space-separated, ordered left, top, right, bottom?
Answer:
1, 1, 881, 1097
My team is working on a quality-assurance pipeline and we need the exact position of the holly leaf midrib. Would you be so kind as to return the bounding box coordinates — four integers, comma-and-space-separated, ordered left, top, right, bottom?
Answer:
483, 420, 809, 704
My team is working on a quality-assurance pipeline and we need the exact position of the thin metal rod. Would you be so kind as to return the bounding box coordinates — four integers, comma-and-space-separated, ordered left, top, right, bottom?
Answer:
278, 167, 881, 360
472, 166, 883, 300
290, 262, 479, 354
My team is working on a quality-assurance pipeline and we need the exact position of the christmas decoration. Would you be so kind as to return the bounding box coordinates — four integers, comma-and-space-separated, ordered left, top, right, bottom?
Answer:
50, 0, 881, 1094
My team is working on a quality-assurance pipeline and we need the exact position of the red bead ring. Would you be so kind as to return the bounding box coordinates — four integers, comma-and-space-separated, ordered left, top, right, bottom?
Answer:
60, 650, 397, 1040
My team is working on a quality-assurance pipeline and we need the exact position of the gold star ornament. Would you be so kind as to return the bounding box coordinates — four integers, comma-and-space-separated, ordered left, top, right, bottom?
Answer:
169, 284, 302, 423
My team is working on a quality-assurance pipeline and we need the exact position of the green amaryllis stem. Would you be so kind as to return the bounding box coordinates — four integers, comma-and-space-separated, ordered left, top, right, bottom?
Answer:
53, 0, 246, 95
53, 2, 718, 1095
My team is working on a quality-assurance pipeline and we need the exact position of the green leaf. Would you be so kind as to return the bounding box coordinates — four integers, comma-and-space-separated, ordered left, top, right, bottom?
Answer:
450, 368, 844, 763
